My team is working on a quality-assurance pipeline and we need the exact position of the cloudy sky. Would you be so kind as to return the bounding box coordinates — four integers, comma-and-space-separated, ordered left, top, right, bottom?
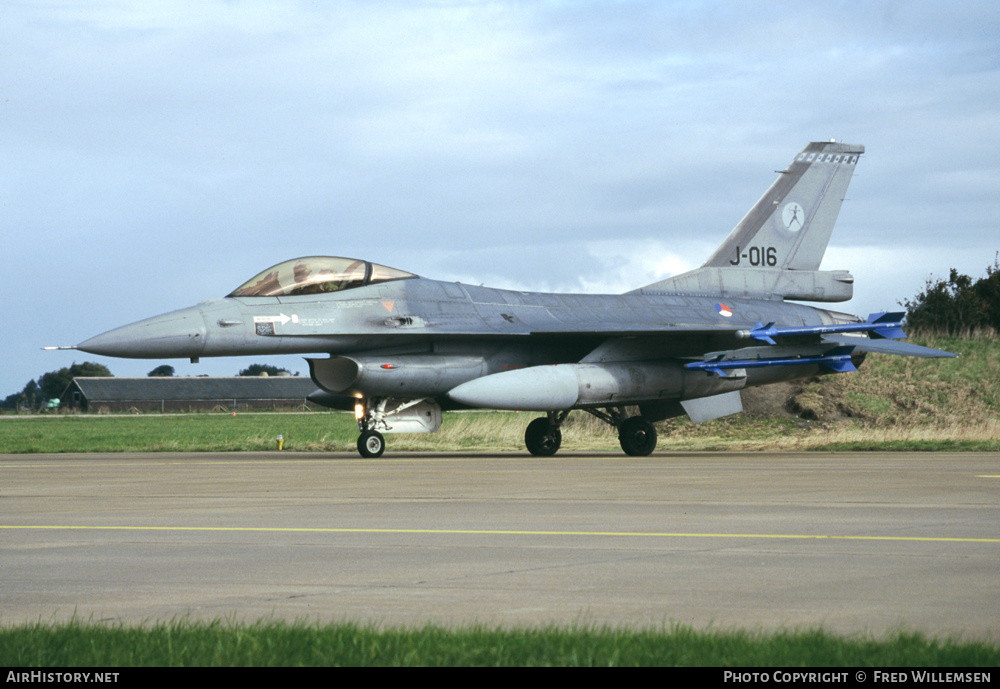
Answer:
3, 0, 998, 395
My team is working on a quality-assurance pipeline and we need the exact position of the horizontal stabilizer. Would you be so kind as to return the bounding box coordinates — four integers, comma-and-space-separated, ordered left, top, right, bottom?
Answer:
822, 335, 957, 359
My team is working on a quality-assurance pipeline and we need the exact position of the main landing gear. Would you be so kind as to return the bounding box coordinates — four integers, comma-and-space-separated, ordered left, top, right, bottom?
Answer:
524, 412, 568, 456
617, 416, 657, 456
523, 407, 657, 457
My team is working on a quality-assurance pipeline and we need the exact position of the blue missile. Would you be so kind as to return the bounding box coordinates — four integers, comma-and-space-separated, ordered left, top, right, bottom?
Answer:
686, 346, 858, 377
738, 312, 906, 345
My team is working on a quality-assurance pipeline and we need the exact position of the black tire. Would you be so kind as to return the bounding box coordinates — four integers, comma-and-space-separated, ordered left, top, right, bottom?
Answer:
357, 430, 386, 458
524, 417, 562, 456
618, 417, 657, 456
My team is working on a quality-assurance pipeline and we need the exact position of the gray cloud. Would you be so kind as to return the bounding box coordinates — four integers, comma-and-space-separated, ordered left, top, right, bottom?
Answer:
3, 0, 998, 391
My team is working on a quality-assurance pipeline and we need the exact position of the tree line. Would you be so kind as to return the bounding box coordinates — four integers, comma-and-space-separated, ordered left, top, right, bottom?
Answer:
901, 255, 1000, 334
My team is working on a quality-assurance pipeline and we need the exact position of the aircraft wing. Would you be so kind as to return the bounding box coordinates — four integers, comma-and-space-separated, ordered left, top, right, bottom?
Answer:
677, 314, 956, 378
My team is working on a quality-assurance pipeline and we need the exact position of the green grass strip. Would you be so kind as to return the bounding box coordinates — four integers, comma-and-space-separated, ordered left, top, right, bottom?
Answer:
1, 620, 997, 667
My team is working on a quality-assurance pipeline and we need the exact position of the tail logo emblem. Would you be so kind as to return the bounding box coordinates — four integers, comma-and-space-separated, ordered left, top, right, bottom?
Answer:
782, 202, 804, 231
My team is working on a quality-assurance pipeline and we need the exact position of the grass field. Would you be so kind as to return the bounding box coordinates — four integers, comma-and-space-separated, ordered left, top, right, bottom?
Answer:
2, 620, 997, 667
2, 406, 998, 454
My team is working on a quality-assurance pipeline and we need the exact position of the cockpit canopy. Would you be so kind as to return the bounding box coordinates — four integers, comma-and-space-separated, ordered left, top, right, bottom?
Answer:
228, 257, 417, 298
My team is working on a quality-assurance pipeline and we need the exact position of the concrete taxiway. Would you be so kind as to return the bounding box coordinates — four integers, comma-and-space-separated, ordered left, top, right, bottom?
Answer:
1, 451, 997, 637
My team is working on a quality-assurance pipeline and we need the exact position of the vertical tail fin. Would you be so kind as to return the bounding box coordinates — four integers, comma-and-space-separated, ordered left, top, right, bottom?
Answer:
635, 141, 864, 302
703, 141, 864, 271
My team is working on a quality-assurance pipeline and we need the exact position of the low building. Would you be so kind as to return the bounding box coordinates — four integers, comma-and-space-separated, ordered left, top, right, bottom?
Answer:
61, 376, 321, 412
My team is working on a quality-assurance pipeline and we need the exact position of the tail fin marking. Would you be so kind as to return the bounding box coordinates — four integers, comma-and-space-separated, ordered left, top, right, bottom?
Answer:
703, 141, 864, 272
634, 141, 864, 302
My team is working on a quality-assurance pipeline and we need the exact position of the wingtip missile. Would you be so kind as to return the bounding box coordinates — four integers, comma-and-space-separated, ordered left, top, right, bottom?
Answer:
738, 312, 907, 344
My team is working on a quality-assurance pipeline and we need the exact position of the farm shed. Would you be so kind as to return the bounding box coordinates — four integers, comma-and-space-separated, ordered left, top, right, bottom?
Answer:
61, 376, 321, 412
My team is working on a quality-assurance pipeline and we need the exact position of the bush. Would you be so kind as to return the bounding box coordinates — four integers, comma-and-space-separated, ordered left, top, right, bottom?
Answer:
902, 255, 1000, 334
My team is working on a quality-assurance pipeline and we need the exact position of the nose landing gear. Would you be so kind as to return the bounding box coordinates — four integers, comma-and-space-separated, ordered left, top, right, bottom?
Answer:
357, 429, 386, 458
353, 397, 442, 457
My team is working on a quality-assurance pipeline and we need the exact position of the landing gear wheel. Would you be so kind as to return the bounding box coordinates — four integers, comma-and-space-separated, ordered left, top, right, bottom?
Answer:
619, 417, 657, 456
357, 430, 386, 458
524, 417, 562, 456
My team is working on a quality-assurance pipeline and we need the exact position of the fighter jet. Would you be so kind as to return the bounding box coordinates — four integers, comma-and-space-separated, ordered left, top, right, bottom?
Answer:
64, 141, 955, 457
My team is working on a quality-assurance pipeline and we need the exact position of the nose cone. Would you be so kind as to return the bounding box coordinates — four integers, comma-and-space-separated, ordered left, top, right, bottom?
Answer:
77, 306, 208, 359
